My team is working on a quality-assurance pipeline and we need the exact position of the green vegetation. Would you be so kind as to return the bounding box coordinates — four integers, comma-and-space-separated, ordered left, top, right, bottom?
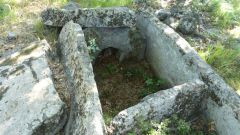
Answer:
93, 50, 169, 126
87, 38, 100, 61
129, 115, 216, 135
105, 63, 118, 75
192, 0, 240, 29
199, 41, 240, 91
123, 67, 166, 98
0, 3, 16, 22
210, 0, 240, 29
141, 76, 165, 98
75, 0, 133, 8
0, 4, 11, 20
191, 0, 240, 93
34, 20, 59, 45
103, 109, 118, 125
66, 0, 240, 96
34, 20, 45, 39
39, 27, 59, 44
199, 43, 240, 93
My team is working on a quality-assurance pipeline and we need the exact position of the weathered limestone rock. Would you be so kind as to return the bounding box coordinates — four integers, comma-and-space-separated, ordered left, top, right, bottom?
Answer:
136, 11, 240, 135
163, 16, 180, 29
110, 80, 207, 134
0, 40, 66, 135
41, 8, 74, 27
155, 9, 171, 21
7, 32, 17, 41
178, 15, 197, 34
201, 66, 240, 135
137, 11, 200, 85
41, 7, 136, 27
83, 27, 146, 61
58, 21, 105, 135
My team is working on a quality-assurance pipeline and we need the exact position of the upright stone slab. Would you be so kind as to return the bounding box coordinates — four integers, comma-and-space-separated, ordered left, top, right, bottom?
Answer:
41, 7, 136, 27
136, 11, 200, 86
110, 80, 207, 134
58, 21, 105, 135
0, 40, 66, 135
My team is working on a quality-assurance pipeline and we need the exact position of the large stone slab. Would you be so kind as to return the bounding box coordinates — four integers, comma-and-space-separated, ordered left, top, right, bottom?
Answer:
58, 21, 105, 135
136, 11, 200, 86
83, 27, 146, 61
41, 7, 136, 27
110, 80, 207, 134
0, 40, 66, 135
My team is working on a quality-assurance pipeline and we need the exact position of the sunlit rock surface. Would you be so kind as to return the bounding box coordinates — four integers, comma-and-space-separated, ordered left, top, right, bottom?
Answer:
110, 80, 207, 134
41, 7, 135, 27
0, 40, 66, 135
59, 21, 105, 135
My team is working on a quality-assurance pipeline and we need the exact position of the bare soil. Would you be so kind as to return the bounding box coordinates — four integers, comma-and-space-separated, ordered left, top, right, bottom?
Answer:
93, 48, 169, 124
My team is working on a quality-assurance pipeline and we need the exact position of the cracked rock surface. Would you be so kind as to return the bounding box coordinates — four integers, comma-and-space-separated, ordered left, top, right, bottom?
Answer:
59, 21, 105, 135
0, 40, 66, 135
109, 80, 207, 134
41, 7, 136, 27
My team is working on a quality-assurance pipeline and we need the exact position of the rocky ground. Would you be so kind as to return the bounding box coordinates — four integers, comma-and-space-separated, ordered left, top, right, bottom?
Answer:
0, 0, 239, 134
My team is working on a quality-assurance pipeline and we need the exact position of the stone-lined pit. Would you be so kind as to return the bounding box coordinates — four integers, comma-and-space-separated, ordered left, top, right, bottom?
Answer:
92, 48, 170, 125
3, 4, 239, 135
42, 6, 240, 135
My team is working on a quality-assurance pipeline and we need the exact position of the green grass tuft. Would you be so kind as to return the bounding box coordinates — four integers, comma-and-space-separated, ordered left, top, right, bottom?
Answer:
200, 42, 240, 91
0, 4, 10, 20
34, 19, 59, 45
103, 110, 118, 125
0, 3, 15, 21
34, 20, 45, 39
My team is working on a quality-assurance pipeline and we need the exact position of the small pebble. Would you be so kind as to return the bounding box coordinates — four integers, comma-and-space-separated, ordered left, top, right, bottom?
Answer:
7, 32, 17, 40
